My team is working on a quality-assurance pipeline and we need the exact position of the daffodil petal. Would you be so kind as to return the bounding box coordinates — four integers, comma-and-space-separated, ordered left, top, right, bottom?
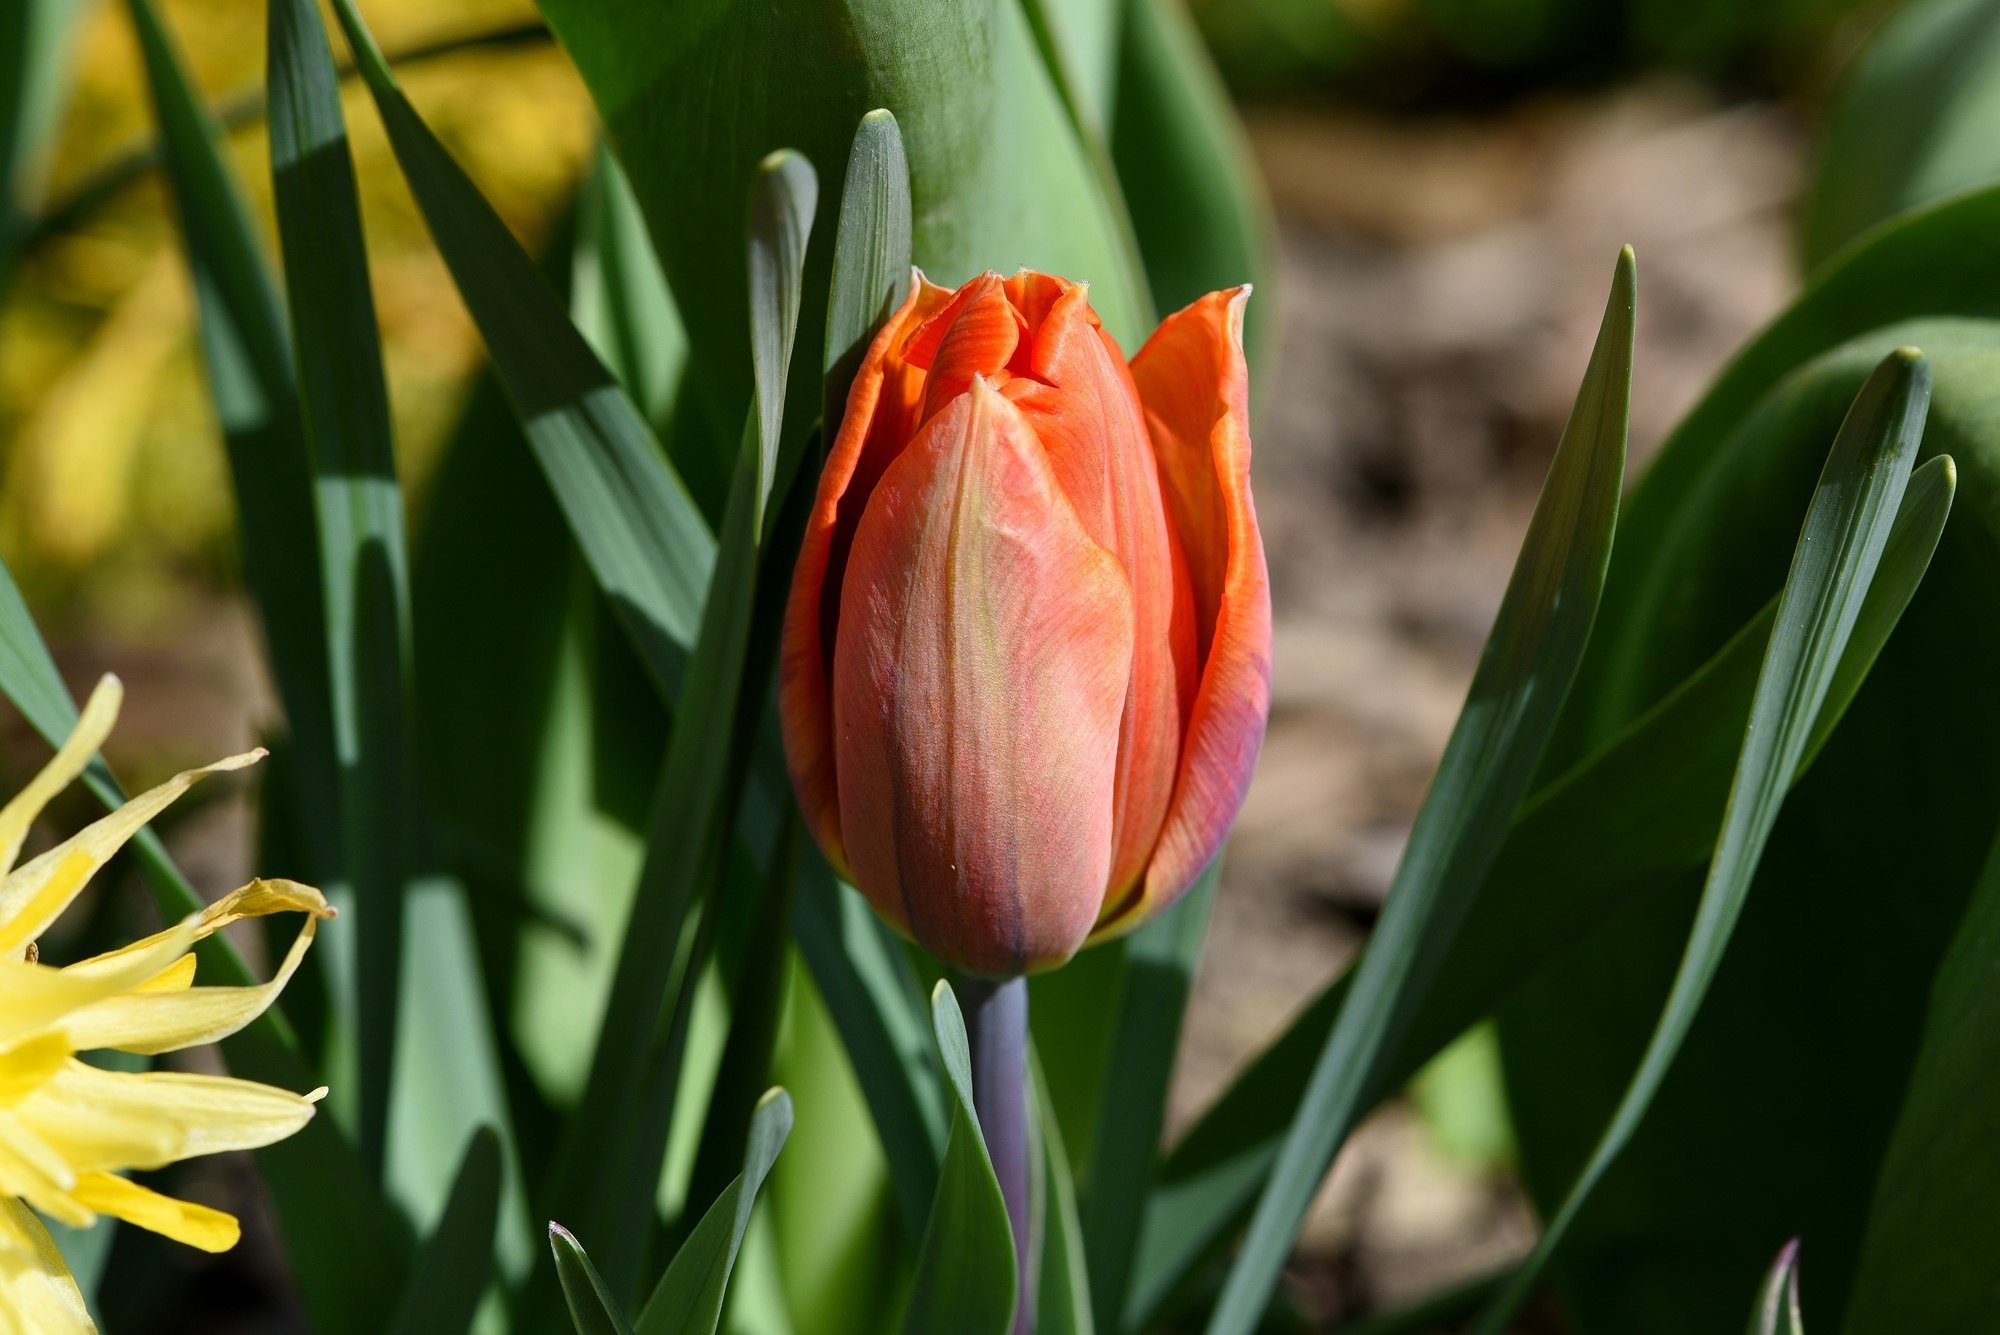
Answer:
0, 749, 265, 956
61, 910, 321, 1055
0, 1037, 68, 1106
0, 1199, 93, 1335
11, 1061, 317, 1174
0, 677, 120, 882
61, 879, 327, 983
0, 1119, 85, 1225
67, 1173, 239, 1254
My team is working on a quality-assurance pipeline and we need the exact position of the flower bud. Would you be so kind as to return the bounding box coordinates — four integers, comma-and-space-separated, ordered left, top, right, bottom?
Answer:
781, 271, 1271, 976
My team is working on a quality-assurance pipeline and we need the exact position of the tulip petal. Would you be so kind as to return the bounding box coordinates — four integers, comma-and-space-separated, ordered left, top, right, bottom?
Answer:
1005, 276, 1195, 898
905, 272, 1027, 422
781, 275, 951, 877
832, 378, 1133, 975
1105, 288, 1272, 935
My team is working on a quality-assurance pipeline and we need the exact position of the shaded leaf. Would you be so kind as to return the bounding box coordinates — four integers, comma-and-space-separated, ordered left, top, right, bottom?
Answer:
551, 1224, 636, 1335
386, 1128, 504, 1335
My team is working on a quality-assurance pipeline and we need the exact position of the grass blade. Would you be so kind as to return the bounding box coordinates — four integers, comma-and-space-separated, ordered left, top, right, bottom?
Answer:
907, 983, 1018, 1335
1471, 347, 1929, 1334
1129, 448, 1952, 1328
386, 1128, 503, 1335
1204, 249, 1635, 1335
1081, 863, 1217, 1331
326, 0, 714, 696
550, 1224, 637, 1335
266, 0, 416, 1172
636, 1088, 795, 1335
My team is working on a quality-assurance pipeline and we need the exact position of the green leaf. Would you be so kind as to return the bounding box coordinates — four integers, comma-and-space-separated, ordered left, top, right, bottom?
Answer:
386, 1128, 504, 1335
1081, 863, 1217, 1331
1752, 1240, 1805, 1335
551, 1224, 637, 1335
1110, 0, 1274, 371
1841, 818, 2000, 1330
636, 1088, 795, 1335
1, 0, 87, 280
1801, 0, 2000, 274
573, 140, 687, 434
1204, 248, 1635, 1335
534, 0, 1152, 453
1473, 347, 1931, 1334
1033, 1051, 1096, 1335
822, 108, 912, 442
122, 0, 341, 880
749, 148, 816, 523
1126, 447, 1954, 1330
1563, 187, 2000, 760
906, 982, 1018, 1335
266, 0, 416, 1171
542, 149, 817, 1305
326, 0, 715, 697
792, 861, 947, 1236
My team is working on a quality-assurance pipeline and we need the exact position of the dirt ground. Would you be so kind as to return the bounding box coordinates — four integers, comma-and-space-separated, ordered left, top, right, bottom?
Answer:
1184, 80, 1801, 1321
7, 75, 1806, 1332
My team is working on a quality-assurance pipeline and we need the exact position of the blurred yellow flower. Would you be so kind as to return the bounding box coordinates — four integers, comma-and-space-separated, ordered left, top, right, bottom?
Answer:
0, 676, 330, 1334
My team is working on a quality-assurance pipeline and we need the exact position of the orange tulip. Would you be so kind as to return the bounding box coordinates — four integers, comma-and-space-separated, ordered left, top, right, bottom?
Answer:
781, 271, 1271, 976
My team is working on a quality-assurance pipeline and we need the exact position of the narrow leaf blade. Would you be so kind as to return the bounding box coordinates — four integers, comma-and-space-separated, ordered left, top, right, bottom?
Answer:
550, 1224, 637, 1335
1472, 348, 1930, 1333
1206, 248, 1635, 1335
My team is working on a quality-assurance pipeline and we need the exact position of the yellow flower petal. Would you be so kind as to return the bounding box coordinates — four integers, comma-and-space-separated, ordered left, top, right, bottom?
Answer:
0, 1198, 93, 1335
0, 1119, 85, 1226
61, 909, 321, 1055
0, 677, 119, 882
0, 749, 265, 956
67, 1173, 238, 1254
0, 920, 210, 1051
61, 879, 328, 982
11, 1061, 317, 1174
0, 1037, 68, 1106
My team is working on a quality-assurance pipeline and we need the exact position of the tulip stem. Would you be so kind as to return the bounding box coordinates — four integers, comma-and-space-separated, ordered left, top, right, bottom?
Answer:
960, 972, 1034, 1333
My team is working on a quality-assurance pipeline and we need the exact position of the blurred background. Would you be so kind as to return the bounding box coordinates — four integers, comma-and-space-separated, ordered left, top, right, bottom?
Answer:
0, 0, 1908, 1326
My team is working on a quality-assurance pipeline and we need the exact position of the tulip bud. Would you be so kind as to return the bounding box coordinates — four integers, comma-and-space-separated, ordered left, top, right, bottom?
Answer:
781, 270, 1271, 976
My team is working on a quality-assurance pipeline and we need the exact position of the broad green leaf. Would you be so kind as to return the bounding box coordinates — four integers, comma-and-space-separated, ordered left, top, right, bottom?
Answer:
822, 109, 912, 443
636, 1088, 795, 1335
1110, 0, 1275, 372
534, 0, 1151, 455
792, 860, 946, 1236
1752, 1240, 1806, 1335
906, 983, 1018, 1335
1205, 249, 1635, 1335
1081, 863, 1216, 1332
1801, 0, 2000, 274
1841, 820, 2000, 1332
1125, 448, 1953, 1330
1503, 320, 2000, 1333
1473, 348, 1930, 1334
327, 0, 714, 697
266, 0, 415, 1170
386, 1128, 504, 1335
542, 150, 816, 1306
551, 1224, 637, 1335
1561, 186, 2000, 762
1033, 1052, 1095, 1335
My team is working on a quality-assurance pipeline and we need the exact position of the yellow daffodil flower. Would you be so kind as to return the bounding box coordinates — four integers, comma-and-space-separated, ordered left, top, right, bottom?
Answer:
0, 676, 330, 1334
